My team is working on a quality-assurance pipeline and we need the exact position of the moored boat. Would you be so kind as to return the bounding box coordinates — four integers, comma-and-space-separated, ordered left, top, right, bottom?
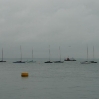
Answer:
54, 61, 64, 63
54, 46, 64, 63
26, 49, 36, 63
80, 61, 90, 64
64, 57, 76, 61
90, 61, 97, 63
13, 46, 25, 63
45, 61, 53, 63
13, 61, 25, 63
0, 48, 6, 62
80, 45, 90, 64
45, 45, 53, 63
90, 46, 97, 63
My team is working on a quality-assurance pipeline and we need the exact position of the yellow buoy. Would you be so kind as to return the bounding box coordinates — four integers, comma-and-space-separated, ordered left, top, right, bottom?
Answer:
21, 72, 29, 77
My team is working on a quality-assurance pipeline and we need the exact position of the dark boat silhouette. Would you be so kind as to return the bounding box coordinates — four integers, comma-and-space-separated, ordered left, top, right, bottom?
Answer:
0, 60, 6, 62
13, 61, 25, 63
64, 57, 76, 61
45, 61, 53, 63
90, 61, 97, 63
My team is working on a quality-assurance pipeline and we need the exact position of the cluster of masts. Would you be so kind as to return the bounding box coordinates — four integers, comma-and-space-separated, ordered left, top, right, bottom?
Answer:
80, 46, 97, 64
0, 45, 97, 64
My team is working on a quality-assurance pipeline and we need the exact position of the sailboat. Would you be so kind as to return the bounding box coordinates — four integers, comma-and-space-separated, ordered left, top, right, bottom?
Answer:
45, 45, 53, 63
0, 48, 6, 62
27, 49, 36, 63
80, 45, 90, 64
54, 46, 64, 63
13, 46, 25, 63
90, 46, 97, 63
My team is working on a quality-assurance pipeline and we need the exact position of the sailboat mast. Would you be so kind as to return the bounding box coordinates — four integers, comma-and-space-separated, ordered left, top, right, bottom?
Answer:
2, 48, 3, 61
49, 45, 50, 61
32, 49, 33, 61
93, 46, 94, 61
87, 45, 88, 61
59, 46, 61, 61
20, 46, 22, 61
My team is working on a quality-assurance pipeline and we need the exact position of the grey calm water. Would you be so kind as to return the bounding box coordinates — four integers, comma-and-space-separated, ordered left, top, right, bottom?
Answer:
0, 59, 99, 99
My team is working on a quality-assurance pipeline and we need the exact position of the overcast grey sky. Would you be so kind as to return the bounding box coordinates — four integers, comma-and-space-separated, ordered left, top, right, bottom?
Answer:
0, 0, 99, 59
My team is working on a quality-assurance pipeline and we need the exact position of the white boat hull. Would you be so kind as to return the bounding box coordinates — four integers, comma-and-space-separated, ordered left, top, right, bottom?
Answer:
80, 61, 90, 64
